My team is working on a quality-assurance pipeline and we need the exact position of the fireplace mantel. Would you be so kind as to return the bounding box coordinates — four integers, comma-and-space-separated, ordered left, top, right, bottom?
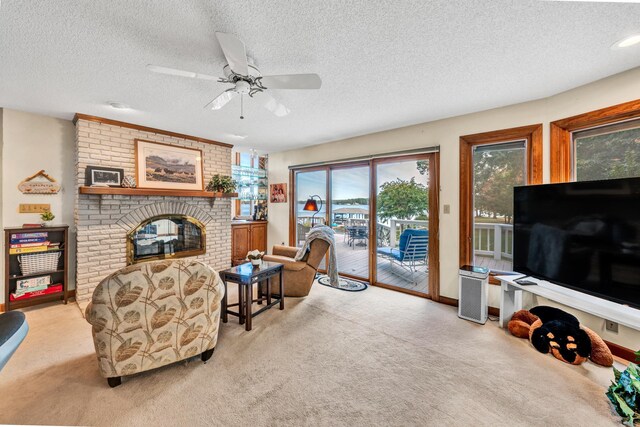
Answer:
79, 186, 237, 198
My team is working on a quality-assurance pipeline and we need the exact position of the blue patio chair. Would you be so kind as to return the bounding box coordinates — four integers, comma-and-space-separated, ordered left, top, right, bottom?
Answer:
376, 229, 429, 273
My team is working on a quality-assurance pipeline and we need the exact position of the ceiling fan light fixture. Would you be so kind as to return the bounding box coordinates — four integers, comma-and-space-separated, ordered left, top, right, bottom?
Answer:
612, 34, 640, 49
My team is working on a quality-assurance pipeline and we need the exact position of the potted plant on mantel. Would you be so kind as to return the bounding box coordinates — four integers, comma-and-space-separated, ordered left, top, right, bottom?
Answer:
206, 174, 237, 194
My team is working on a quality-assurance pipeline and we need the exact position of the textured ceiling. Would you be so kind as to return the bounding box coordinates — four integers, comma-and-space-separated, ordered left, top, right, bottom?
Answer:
1, 1, 640, 152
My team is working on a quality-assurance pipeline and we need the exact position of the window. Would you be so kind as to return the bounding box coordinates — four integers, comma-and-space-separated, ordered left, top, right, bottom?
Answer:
471, 141, 526, 272
573, 119, 640, 182
550, 99, 640, 183
460, 124, 542, 276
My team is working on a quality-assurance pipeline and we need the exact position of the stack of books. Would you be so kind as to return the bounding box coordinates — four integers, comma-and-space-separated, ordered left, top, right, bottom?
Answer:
14, 275, 50, 297
10, 283, 62, 301
9, 232, 51, 255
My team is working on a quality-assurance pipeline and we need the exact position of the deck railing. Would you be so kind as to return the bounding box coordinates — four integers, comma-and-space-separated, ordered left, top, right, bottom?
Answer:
474, 223, 513, 261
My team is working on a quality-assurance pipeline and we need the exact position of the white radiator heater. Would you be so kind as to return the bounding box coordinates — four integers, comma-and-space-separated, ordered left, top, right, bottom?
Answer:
458, 265, 490, 324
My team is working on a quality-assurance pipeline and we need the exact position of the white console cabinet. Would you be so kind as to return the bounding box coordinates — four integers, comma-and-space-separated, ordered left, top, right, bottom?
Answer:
497, 274, 640, 331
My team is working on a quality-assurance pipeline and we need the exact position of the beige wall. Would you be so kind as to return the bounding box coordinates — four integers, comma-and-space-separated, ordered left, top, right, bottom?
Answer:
1, 109, 77, 303
268, 66, 640, 349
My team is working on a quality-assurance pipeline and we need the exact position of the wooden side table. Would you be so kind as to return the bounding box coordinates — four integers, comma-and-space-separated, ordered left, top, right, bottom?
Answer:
219, 261, 284, 331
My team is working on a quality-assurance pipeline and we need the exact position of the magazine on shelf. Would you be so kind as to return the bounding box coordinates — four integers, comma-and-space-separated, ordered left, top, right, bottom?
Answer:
9, 245, 50, 255
10, 241, 51, 249
16, 275, 51, 290
10, 236, 48, 244
11, 232, 48, 240
13, 284, 48, 298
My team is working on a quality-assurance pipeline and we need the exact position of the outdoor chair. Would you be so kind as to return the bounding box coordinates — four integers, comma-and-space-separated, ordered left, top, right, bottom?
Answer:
345, 226, 369, 249
376, 229, 429, 274
346, 226, 368, 249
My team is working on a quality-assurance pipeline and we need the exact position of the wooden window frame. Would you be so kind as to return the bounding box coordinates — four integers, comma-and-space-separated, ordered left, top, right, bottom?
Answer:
550, 99, 640, 183
459, 124, 543, 284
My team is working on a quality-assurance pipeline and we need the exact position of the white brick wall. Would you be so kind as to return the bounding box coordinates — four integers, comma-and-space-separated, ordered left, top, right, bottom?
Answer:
74, 119, 232, 306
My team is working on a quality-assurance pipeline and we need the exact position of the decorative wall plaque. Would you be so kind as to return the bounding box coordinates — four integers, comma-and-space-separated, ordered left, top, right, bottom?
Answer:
18, 170, 61, 194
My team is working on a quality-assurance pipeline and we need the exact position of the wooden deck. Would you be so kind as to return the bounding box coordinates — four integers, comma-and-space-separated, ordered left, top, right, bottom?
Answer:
321, 234, 429, 294
318, 233, 513, 295
473, 255, 512, 272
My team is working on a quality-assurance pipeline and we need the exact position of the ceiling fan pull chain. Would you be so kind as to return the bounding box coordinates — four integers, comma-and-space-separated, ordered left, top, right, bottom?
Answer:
240, 94, 244, 119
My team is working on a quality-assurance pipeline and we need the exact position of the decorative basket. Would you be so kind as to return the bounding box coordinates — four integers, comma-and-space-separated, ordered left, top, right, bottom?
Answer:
18, 252, 61, 275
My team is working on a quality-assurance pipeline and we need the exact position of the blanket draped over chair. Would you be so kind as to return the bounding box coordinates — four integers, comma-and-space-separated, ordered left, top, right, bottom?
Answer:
296, 225, 340, 287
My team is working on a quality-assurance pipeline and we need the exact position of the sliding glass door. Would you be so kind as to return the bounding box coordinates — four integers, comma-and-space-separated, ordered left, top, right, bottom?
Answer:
374, 156, 432, 296
290, 153, 438, 298
330, 165, 370, 280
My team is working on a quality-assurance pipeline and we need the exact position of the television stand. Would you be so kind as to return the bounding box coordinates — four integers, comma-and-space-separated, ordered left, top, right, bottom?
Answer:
496, 274, 640, 331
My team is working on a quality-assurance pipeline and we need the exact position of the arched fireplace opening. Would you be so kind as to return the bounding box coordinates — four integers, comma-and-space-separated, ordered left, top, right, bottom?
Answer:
127, 215, 206, 265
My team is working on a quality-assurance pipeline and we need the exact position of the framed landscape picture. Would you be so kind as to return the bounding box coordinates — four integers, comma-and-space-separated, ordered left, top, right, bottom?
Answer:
85, 166, 124, 187
135, 139, 203, 191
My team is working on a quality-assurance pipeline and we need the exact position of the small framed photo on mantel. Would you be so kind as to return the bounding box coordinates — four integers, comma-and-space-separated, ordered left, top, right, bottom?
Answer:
85, 166, 124, 187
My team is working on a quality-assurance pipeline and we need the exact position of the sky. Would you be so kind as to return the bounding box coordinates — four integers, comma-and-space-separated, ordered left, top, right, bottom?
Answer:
296, 160, 429, 202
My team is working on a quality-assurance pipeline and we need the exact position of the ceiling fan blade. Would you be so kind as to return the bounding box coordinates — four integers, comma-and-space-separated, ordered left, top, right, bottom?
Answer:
215, 32, 249, 76
254, 91, 290, 117
260, 74, 322, 90
204, 89, 238, 110
146, 64, 220, 81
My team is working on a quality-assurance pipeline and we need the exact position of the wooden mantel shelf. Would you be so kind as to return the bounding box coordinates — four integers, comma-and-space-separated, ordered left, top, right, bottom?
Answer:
79, 186, 237, 198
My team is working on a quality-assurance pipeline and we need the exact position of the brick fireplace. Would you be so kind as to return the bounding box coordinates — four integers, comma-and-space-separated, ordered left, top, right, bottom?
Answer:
73, 116, 232, 310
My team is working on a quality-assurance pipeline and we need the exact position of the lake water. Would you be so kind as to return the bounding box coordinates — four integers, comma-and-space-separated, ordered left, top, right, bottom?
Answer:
297, 203, 369, 217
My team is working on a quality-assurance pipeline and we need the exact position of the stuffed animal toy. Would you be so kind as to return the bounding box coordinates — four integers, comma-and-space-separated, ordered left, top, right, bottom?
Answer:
508, 306, 613, 367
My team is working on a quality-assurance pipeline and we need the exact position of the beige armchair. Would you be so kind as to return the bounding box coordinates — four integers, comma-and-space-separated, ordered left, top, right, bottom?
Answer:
85, 259, 224, 387
262, 240, 330, 297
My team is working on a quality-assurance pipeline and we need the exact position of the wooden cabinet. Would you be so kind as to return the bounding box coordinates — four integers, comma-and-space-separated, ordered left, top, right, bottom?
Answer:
231, 224, 250, 265
231, 221, 267, 265
250, 222, 267, 252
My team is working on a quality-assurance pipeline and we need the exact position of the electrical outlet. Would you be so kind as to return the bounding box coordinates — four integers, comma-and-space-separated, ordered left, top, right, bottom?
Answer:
606, 320, 619, 333
19, 204, 51, 213
443, 204, 450, 214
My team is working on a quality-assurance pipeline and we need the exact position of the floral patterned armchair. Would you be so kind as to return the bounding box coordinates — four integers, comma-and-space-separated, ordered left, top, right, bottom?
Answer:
85, 259, 225, 387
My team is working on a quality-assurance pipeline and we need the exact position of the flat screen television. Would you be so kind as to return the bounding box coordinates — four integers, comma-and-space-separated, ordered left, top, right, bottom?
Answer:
513, 177, 640, 309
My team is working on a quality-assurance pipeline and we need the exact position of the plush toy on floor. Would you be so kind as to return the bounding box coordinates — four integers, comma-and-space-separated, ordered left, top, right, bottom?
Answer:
508, 306, 613, 367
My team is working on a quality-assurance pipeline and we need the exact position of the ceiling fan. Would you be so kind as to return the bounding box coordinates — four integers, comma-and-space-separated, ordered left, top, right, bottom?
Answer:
147, 32, 322, 119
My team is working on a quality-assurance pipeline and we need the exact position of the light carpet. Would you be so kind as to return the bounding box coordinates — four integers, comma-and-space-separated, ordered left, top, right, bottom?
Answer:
0, 282, 622, 426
